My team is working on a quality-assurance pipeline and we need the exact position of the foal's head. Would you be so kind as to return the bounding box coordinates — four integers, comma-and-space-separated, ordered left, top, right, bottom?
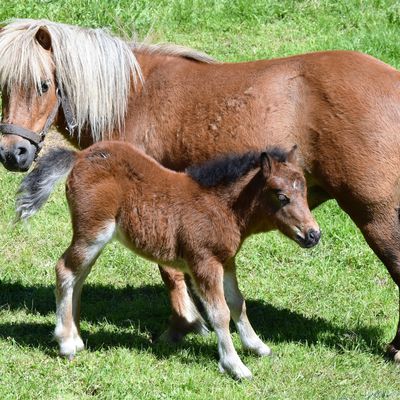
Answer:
261, 146, 320, 248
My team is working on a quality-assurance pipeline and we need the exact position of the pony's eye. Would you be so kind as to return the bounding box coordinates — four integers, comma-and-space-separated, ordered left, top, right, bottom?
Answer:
277, 193, 290, 206
40, 81, 50, 94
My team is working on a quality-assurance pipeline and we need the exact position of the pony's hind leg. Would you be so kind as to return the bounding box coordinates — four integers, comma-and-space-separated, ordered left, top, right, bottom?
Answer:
354, 208, 400, 360
158, 265, 208, 342
54, 222, 115, 358
224, 262, 271, 357
190, 258, 252, 379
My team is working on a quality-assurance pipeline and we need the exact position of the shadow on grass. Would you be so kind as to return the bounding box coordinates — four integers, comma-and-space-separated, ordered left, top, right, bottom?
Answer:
0, 281, 386, 360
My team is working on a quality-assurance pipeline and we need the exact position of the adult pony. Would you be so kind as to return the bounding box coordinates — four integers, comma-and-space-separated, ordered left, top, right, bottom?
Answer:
1, 19, 400, 359
15, 141, 319, 379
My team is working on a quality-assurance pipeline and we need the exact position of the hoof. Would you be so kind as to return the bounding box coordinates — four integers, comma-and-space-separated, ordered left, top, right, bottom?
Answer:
256, 344, 272, 357
219, 359, 253, 380
245, 342, 272, 357
57, 336, 85, 359
218, 354, 253, 380
158, 329, 184, 344
386, 344, 400, 361
159, 319, 210, 344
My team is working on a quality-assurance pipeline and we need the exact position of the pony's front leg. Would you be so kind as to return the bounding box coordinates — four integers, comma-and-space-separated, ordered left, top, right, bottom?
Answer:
224, 262, 271, 357
191, 259, 252, 380
158, 265, 208, 342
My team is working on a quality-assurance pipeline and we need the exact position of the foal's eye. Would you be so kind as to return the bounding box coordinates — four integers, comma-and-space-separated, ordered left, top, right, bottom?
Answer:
40, 81, 50, 94
277, 193, 290, 206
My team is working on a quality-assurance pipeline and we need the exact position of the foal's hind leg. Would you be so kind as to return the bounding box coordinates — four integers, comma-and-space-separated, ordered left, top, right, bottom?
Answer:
54, 223, 115, 358
190, 258, 252, 379
224, 261, 271, 356
158, 265, 208, 342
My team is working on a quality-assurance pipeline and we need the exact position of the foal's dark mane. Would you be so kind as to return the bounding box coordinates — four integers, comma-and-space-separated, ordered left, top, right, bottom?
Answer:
186, 147, 289, 188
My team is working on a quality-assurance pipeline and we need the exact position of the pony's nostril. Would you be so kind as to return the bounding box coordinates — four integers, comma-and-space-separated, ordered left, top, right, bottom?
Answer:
16, 146, 28, 156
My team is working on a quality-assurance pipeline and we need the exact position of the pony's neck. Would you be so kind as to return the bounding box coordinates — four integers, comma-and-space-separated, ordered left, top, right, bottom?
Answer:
215, 169, 270, 238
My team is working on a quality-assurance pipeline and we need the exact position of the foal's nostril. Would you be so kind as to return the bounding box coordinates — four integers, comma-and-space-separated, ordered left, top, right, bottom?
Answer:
306, 229, 321, 245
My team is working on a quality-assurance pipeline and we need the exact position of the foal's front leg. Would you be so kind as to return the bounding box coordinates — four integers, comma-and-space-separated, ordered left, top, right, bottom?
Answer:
224, 261, 271, 356
190, 259, 252, 379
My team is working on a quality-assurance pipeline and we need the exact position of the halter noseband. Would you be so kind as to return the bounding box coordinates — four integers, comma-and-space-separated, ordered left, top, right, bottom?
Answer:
0, 85, 76, 157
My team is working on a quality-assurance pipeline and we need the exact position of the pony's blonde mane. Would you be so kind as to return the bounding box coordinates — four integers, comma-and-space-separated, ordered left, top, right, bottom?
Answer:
0, 19, 143, 141
0, 19, 217, 141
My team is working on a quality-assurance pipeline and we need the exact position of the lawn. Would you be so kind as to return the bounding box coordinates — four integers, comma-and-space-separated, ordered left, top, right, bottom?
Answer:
1, 1, 400, 399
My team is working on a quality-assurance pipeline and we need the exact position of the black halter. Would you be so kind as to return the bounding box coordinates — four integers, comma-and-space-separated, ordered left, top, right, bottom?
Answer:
0, 85, 77, 157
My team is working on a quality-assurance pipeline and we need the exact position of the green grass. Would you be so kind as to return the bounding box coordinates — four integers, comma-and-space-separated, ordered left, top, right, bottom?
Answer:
2, 1, 400, 399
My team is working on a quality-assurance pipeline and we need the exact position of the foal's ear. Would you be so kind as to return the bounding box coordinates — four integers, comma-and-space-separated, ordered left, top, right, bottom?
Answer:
260, 152, 274, 178
35, 27, 52, 50
287, 145, 298, 164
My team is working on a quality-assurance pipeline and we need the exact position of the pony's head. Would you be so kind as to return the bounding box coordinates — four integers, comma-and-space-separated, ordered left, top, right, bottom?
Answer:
260, 145, 320, 248
0, 26, 58, 171
0, 19, 141, 171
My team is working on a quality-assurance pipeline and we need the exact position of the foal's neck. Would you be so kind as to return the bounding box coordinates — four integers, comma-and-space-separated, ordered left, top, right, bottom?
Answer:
214, 169, 268, 237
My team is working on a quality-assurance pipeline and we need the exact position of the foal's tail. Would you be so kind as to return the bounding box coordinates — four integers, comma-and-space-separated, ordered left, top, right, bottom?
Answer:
15, 148, 77, 221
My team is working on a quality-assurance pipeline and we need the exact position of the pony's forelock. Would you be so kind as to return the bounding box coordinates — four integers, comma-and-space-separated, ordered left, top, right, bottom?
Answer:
0, 22, 54, 93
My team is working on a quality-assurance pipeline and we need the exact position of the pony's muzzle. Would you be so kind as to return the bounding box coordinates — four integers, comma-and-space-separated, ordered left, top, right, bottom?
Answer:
0, 140, 36, 172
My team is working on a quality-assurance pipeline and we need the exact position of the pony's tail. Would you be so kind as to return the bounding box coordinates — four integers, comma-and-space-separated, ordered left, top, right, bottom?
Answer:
15, 148, 77, 221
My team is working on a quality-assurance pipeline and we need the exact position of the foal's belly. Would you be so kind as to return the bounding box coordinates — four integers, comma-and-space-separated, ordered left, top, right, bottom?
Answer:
115, 226, 189, 272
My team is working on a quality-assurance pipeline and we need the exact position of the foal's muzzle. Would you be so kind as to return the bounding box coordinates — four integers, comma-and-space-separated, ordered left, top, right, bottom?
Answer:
296, 228, 321, 248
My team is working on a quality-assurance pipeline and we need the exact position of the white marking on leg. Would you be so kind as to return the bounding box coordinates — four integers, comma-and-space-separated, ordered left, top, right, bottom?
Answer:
54, 272, 79, 357
180, 283, 209, 334
224, 271, 271, 357
83, 221, 116, 267
55, 221, 116, 357
189, 261, 252, 378
206, 303, 252, 379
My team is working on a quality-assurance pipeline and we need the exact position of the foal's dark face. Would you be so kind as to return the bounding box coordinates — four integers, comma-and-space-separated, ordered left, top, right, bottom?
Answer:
261, 153, 320, 248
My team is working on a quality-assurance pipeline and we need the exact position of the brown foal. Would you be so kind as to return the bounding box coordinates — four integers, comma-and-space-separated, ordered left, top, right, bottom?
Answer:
16, 141, 320, 379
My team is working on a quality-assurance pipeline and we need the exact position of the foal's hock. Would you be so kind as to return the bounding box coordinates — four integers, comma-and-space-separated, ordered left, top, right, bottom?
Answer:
16, 141, 320, 379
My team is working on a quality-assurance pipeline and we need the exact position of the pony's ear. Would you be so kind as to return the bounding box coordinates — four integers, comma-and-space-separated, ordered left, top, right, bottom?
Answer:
35, 27, 52, 50
287, 144, 298, 164
260, 152, 274, 178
